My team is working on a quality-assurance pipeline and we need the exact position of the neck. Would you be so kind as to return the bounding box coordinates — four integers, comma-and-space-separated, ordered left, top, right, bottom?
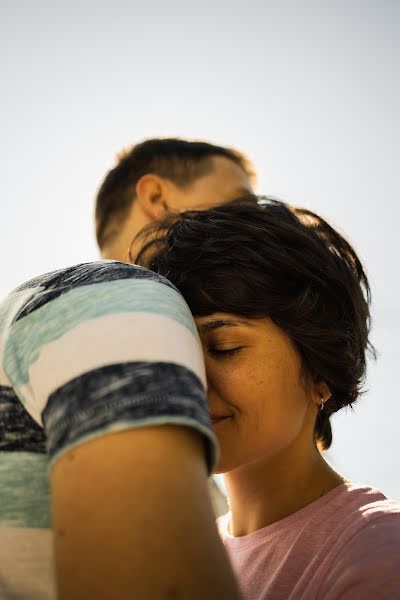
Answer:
223, 441, 344, 537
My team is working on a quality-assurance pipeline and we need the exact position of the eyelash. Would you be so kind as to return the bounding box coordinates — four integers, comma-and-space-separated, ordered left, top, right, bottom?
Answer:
208, 347, 243, 357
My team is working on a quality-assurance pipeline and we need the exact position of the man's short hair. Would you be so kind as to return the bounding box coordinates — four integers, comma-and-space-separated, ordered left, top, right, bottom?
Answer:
95, 138, 255, 250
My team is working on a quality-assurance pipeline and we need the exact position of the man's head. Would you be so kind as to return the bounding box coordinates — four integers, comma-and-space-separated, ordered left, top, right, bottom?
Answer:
95, 138, 256, 260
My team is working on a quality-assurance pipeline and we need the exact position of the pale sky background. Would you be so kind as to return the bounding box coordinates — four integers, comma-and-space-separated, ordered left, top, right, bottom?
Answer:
1, 1, 399, 496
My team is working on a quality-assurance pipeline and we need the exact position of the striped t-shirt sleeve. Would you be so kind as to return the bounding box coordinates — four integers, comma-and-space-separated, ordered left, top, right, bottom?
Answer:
0, 261, 217, 472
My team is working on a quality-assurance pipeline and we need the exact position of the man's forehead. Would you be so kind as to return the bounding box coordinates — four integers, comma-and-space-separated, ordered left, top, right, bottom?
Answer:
211, 155, 253, 182
196, 155, 254, 197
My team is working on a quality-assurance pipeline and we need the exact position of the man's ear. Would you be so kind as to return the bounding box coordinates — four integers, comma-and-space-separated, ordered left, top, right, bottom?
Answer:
135, 174, 169, 221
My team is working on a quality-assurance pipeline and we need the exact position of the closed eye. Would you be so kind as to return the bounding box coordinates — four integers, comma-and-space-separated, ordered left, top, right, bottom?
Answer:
208, 347, 243, 357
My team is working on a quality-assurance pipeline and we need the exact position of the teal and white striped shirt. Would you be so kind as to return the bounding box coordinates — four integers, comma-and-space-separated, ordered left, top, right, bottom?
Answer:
0, 260, 216, 599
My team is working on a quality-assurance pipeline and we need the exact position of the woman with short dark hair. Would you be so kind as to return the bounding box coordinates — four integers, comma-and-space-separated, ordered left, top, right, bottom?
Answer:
135, 196, 400, 599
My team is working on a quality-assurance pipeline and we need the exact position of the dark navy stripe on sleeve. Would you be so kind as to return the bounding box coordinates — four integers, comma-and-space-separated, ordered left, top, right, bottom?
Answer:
0, 387, 46, 453
42, 362, 216, 473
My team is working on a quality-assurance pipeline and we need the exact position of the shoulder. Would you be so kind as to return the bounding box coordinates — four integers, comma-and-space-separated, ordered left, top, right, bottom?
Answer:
325, 482, 400, 549
11, 260, 171, 292
319, 485, 400, 599
1, 260, 199, 423
340, 482, 400, 541
325, 481, 399, 520
1, 260, 186, 344
345, 500, 400, 544
340, 483, 400, 530
3, 260, 176, 321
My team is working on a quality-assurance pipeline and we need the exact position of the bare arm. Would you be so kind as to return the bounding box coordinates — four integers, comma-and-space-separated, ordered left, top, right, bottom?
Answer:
52, 425, 241, 600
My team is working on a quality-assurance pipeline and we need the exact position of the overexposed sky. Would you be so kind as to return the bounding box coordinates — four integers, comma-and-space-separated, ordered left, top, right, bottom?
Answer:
1, 0, 399, 495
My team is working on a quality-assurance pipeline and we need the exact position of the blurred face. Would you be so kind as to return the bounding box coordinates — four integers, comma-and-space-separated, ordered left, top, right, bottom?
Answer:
195, 313, 318, 474
167, 156, 253, 211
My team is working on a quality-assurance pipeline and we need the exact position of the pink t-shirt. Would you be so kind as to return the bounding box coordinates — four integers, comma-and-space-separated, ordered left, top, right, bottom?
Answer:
217, 482, 400, 599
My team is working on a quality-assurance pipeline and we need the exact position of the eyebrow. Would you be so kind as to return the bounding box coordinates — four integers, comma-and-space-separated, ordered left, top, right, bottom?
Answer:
198, 318, 255, 334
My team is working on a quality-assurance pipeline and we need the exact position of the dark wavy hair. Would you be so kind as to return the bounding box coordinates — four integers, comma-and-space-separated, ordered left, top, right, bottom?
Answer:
133, 196, 375, 450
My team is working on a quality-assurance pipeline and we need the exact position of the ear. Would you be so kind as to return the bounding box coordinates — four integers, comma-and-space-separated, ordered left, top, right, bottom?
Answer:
135, 174, 169, 221
314, 381, 332, 410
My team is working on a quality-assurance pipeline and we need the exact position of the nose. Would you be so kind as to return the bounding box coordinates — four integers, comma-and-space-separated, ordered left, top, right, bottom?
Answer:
203, 357, 215, 394
200, 347, 220, 408
204, 367, 221, 413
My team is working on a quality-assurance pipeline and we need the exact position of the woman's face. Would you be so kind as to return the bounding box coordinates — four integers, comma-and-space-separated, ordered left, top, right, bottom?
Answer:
195, 312, 320, 474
